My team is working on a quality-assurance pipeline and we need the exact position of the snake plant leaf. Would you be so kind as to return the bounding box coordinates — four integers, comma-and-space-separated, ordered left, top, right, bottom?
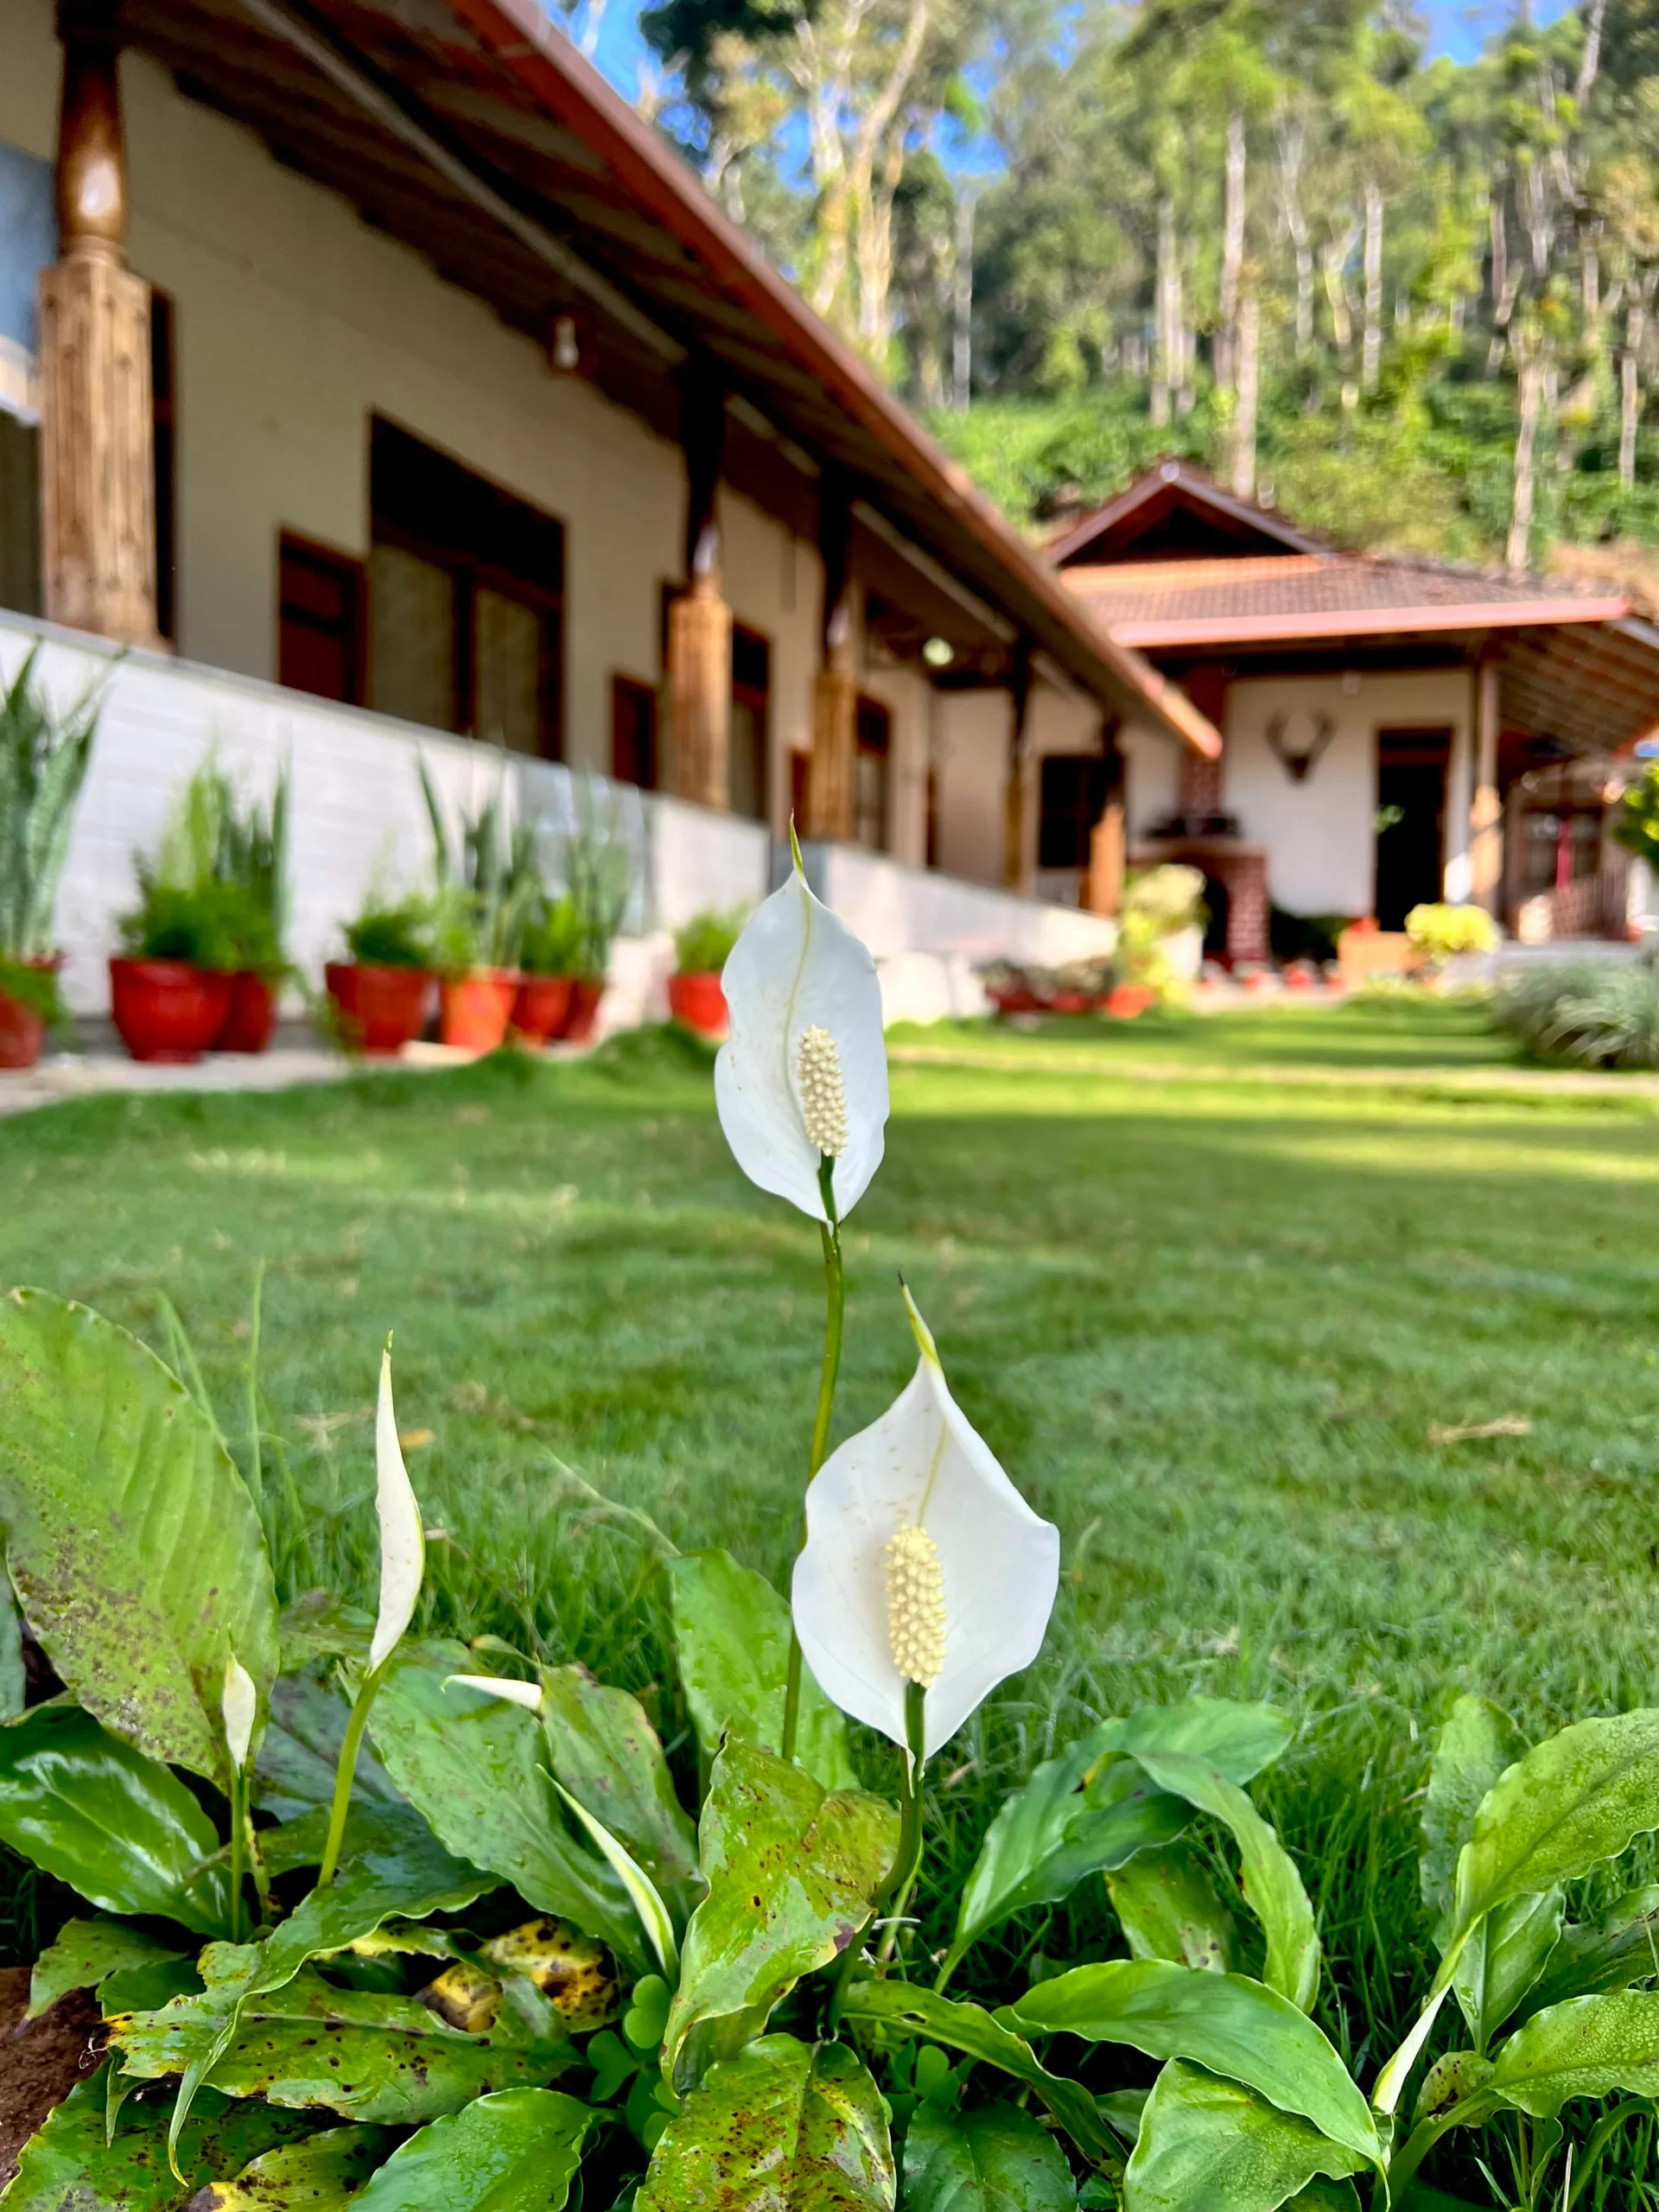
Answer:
1106, 1843, 1239, 1974
666, 1549, 856, 1792
27, 1916, 188, 2019
663, 1736, 897, 2089
1126, 1751, 1320, 2013
111, 1959, 573, 2124
1484, 1990, 1659, 2116
638, 2036, 894, 2211
1519, 1883, 1659, 2018
537, 1664, 701, 1924
1008, 1961, 1380, 2171
950, 1698, 1293, 1975
364, 1640, 645, 1973
349, 2088, 594, 2210
186, 2125, 394, 2209
3, 2068, 312, 2212
1124, 2062, 1370, 2212
368, 1344, 425, 1675
0, 1701, 232, 1933
1421, 1696, 1528, 1928
0, 644, 104, 959
836, 1981, 1119, 2166
0, 1289, 279, 1790
254, 1668, 403, 1821
901, 2101, 1076, 2210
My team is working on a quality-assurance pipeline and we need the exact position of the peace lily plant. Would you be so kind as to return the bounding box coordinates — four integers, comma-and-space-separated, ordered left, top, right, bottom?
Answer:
4, 852, 1659, 2208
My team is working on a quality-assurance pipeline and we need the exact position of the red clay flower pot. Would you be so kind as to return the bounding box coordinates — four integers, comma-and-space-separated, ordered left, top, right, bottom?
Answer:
325, 963, 434, 1056
668, 969, 728, 1038
563, 977, 605, 1044
1046, 990, 1095, 1014
1106, 982, 1154, 1020
110, 958, 234, 1064
0, 958, 60, 1071
512, 974, 575, 1046
217, 972, 277, 1053
988, 985, 1041, 1014
440, 970, 518, 1054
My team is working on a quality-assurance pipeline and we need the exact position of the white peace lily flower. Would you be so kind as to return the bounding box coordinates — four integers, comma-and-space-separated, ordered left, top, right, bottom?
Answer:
222, 1651, 257, 1773
368, 1339, 425, 1674
445, 1672, 544, 1711
791, 1287, 1060, 1760
714, 850, 889, 1223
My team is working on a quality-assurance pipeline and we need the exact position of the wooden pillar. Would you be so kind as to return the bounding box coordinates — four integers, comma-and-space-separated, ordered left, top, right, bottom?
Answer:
1086, 716, 1126, 917
1002, 639, 1034, 895
805, 485, 855, 841
39, 0, 159, 647
665, 362, 730, 810
1469, 657, 1503, 914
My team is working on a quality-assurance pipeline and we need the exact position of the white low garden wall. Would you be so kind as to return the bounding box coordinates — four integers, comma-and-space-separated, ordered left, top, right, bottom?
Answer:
0, 611, 772, 1024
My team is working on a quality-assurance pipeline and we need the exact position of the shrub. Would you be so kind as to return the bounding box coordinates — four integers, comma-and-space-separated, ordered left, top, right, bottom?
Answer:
519, 893, 585, 978
118, 877, 277, 972
1614, 760, 1659, 868
342, 896, 435, 968
1405, 901, 1499, 964
672, 906, 746, 976
1496, 950, 1659, 1069
120, 755, 289, 976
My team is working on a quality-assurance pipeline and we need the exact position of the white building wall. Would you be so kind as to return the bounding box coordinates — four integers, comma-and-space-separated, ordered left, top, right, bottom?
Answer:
1223, 668, 1473, 917
1122, 721, 1181, 841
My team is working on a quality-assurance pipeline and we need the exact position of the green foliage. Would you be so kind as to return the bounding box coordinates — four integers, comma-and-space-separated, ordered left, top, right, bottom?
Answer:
1500, 953, 1659, 1071
1614, 761, 1659, 865
419, 758, 538, 976
636, 2037, 893, 2210
902, 2101, 1076, 2210
343, 897, 436, 969
518, 894, 584, 978
1406, 904, 1499, 963
121, 755, 289, 976
1124, 2062, 1371, 2212
672, 906, 747, 976
349, 2088, 594, 2209
0, 645, 104, 963
3, 2070, 314, 2212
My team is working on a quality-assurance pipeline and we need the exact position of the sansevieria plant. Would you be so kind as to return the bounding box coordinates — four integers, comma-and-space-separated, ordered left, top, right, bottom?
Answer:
0, 645, 105, 1033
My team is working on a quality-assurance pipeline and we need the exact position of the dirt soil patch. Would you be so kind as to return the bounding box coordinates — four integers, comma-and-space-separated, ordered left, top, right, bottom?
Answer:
0, 1965, 103, 2183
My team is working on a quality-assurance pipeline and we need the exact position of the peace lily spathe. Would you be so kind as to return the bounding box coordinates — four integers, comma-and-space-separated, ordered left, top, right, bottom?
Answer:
791, 1288, 1060, 1760
369, 1338, 425, 1674
714, 850, 889, 1223
221, 1651, 257, 1773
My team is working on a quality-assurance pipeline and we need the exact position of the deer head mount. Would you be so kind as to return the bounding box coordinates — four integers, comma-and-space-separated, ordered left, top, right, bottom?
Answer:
1264, 710, 1338, 784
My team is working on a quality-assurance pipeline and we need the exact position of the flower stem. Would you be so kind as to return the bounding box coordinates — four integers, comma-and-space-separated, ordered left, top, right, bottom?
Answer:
318, 1662, 385, 1888
781, 1159, 844, 1764
827, 1684, 927, 2031
227, 1769, 245, 1944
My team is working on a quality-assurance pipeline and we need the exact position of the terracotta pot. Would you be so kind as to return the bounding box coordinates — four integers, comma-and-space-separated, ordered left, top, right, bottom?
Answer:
325, 963, 434, 1056
217, 971, 278, 1053
110, 958, 234, 1064
563, 977, 605, 1044
668, 969, 728, 1037
988, 985, 1041, 1015
1045, 990, 1095, 1014
440, 970, 518, 1054
0, 957, 60, 1071
512, 973, 575, 1046
1106, 982, 1154, 1020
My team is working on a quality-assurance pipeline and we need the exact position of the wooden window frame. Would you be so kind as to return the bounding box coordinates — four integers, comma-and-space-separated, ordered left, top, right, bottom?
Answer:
150, 288, 177, 643
611, 671, 659, 791
1039, 753, 1109, 871
277, 530, 366, 706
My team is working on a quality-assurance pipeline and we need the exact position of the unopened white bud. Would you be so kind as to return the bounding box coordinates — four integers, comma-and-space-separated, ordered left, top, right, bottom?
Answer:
796, 1025, 849, 1156
884, 1523, 946, 1687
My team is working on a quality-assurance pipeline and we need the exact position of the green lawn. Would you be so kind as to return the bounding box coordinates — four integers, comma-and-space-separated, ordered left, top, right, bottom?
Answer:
4, 1002, 1659, 2184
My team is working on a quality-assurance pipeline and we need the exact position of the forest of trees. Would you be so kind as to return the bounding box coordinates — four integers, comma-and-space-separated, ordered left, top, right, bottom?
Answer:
607, 0, 1659, 575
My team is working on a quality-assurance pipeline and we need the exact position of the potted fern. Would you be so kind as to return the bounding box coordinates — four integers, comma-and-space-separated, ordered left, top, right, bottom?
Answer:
668, 906, 744, 1037
421, 760, 536, 1054
512, 891, 583, 1045
561, 776, 637, 1043
0, 648, 103, 1070
325, 893, 435, 1055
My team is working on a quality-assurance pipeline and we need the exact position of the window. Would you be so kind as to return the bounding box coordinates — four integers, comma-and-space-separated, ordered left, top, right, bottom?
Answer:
279, 533, 365, 705
368, 417, 563, 755
855, 695, 890, 852
1039, 754, 1108, 869
730, 622, 770, 821
612, 674, 658, 790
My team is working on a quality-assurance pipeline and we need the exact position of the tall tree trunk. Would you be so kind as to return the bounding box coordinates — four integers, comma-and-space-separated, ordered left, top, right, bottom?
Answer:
951, 191, 974, 411
1489, 181, 1507, 314
1230, 291, 1260, 499
1276, 112, 1313, 351
847, 0, 929, 353
1322, 220, 1357, 355
1575, 0, 1606, 106
1509, 348, 1544, 573
1362, 180, 1383, 391
1151, 195, 1174, 426
1217, 109, 1246, 392
1621, 299, 1646, 490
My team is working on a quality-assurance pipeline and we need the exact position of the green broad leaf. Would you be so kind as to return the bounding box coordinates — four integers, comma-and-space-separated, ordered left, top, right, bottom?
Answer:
0, 1701, 231, 1933
1107, 1844, 1238, 1974
637, 2035, 894, 2211
0, 1289, 279, 1790
1521, 1884, 1659, 2018
1484, 1990, 1659, 2117
663, 1736, 897, 2087
1126, 1752, 1320, 2013
363, 1640, 644, 1972
3, 2068, 313, 2211
902, 2101, 1075, 2209
1451, 1887, 1563, 2051
1284, 2186, 1362, 2211
1421, 1697, 1528, 1928
1123, 2062, 1370, 2212
0, 1570, 25, 1721
111, 1961, 572, 2124
1451, 1710, 1659, 1953
666, 1550, 856, 1792
538, 1664, 701, 1929
185, 2126, 394, 2209
256, 1669, 402, 1821
346, 2088, 594, 2209
102, 1955, 205, 2015
27, 1916, 188, 2018
1007, 1961, 1379, 2170
277, 1593, 377, 1670
837, 1980, 1120, 2165
950, 1699, 1293, 1974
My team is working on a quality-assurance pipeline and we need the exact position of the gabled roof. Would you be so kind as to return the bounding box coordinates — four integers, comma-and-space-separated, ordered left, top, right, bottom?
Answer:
112, 0, 1217, 754
1049, 461, 1328, 569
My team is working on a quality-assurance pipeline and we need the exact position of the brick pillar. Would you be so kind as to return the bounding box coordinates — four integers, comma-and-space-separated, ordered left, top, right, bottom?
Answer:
1178, 664, 1228, 817
1228, 852, 1269, 962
